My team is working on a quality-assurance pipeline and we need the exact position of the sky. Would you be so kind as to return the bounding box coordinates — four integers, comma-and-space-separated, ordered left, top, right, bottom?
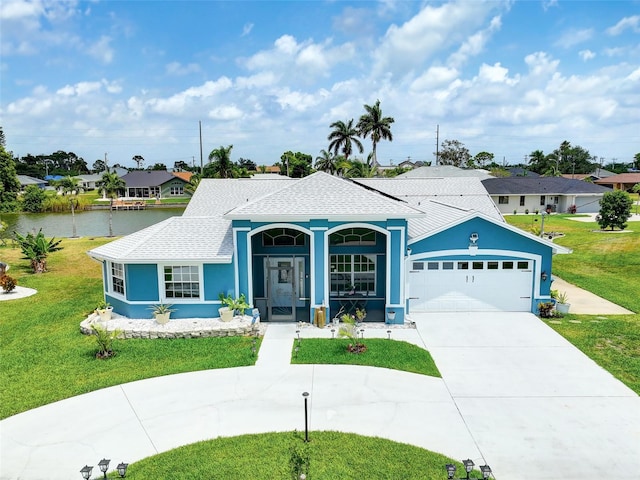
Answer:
1, 0, 639, 170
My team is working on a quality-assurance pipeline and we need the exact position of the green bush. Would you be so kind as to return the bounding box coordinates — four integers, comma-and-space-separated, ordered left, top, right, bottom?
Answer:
21, 185, 47, 212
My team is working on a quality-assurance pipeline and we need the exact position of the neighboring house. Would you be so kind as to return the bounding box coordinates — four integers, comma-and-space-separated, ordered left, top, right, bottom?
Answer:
594, 173, 640, 192
507, 167, 540, 178
17, 175, 47, 190
561, 168, 616, 182
482, 177, 610, 214
120, 171, 191, 198
398, 165, 493, 179
88, 172, 570, 325
172, 171, 193, 183
75, 174, 104, 190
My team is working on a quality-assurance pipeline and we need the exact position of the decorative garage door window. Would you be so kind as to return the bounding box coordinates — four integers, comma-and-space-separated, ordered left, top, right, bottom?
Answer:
412, 260, 530, 271
164, 265, 200, 299
330, 254, 376, 295
110, 262, 125, 295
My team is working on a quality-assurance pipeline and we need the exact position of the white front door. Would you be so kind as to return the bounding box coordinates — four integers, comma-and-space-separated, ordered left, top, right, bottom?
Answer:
409, 259, 533, 312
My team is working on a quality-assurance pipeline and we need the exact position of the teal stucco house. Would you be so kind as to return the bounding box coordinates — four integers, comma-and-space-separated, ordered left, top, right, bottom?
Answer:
88, 172, 570, 324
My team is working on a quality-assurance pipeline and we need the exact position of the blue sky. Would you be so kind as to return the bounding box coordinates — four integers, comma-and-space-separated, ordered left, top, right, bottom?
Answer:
1, 0, 639, 169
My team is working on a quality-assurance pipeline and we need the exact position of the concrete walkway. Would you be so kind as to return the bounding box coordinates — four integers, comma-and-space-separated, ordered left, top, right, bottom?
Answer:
552, 276, 634, 314
2, 312, 639, 480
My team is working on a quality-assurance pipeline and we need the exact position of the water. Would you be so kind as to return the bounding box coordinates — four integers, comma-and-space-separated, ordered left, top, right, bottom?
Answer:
1, 208, 185, 238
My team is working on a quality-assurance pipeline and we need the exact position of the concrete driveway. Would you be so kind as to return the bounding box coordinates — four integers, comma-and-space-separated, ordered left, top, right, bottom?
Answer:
415, 312, 640, 480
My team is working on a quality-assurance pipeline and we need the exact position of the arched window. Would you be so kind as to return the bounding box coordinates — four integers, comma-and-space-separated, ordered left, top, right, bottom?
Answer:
262, 228, 306, 247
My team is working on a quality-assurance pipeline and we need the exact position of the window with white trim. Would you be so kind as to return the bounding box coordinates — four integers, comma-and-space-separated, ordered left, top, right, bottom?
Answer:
498, 196, 509, 205
330, 254, 376, 295
111, 262, 125, 295
164, 265, 200, 299
170, 186, 184, 195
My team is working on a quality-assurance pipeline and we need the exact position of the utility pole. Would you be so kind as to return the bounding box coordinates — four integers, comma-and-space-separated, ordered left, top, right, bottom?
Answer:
435, 124, 439, 166
199, 121, 203, 175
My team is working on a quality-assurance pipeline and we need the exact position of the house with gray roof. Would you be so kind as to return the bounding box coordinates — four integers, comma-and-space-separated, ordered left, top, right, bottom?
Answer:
120, 170, 191, 198
88, 172, 569, 324
17, 175, 48, 190
482, 177, 610, 214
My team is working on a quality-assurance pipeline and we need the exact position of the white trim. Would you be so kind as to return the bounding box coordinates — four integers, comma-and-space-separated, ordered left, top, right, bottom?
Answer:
156, 263, 204, 304
233, 227, 251, 297
387, 225, 406, 306
246, 223, 314, 307
107, 261, 126, 301
325, 222, 391, 306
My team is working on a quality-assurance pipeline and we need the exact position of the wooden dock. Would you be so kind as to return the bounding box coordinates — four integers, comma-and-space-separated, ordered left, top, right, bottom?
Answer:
112, 200, 146, 210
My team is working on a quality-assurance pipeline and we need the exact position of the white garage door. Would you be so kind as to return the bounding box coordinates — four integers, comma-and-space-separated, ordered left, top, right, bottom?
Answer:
409, 259, 533, 312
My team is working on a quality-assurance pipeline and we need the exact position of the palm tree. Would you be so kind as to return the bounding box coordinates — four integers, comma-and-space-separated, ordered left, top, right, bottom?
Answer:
14, 229, 63, 274
185, 173, 201, 195
58, 175, 80, 237
207, 145, 235, 178
314, 149, 339, 175
327, 119, 363, 162
356, 99, 394, 168
98, 171, 125, 237
344, 159, 377, 178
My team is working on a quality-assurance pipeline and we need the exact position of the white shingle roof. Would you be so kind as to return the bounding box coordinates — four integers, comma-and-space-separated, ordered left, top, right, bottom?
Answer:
398, 165, 494, 179
88, 216, 233, 262
226, 172, 424, 220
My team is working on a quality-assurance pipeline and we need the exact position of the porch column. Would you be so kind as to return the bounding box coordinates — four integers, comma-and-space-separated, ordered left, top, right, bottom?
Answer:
387, 221, 407, 324
311, 220, 328, 323
232, 221, 252, 299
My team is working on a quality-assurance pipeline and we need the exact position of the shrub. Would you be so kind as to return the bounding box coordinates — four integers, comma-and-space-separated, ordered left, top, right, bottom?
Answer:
91, 324, 122, 359
598, 190, 633, 231
0, 274, 17, 293
13, 228, 63, 273
21, 185, 47, 213
537, 301, 555, 318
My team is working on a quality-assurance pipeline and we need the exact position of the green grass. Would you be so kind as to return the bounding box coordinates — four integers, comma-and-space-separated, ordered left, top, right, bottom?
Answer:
112, 431, 468, 480
0, 238, 259, 419
506, 214, 640, 393
292, 338, 441, 377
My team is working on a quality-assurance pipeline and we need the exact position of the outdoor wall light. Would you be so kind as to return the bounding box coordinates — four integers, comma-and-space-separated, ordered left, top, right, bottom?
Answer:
469, 232, 479, 245
444, 458, 492, 479
541, 271, 548, 281
407, 247, 412, 256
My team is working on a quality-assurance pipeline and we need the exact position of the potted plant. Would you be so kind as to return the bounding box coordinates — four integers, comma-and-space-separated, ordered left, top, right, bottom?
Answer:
386, 310, 396, 322
218, 293, 251, 321
149, 303, 174, 324
555, 291, 570, 314
95, 300, 113, 322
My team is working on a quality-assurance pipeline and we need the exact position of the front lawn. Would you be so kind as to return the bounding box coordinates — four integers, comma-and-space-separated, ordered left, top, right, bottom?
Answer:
0, 238, 259, 419
115, 431, 469, 480
506, 214, 640, 393
292, 338, 441, 377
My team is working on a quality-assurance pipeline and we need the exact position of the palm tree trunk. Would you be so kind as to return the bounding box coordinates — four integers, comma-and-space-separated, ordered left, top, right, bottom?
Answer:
70, 199, 77, 238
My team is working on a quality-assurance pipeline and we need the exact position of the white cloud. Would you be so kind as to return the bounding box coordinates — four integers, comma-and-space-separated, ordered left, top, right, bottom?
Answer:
606, 15, 640, 35
579, 49, 596, 61
241, 22, 254, 36
410, 66, 459, 91
0, 0, 42, 20
524, 52, 560, 78
165, 61, 201, 76
477, 62, 519, 85
447, 15, 502, 69
373, 1, 504, 76
209, 105, 243, 120
146, 78, 233, 115
87, 35, 114, 64
56, 81, 101, 96
554, 28, 594, 49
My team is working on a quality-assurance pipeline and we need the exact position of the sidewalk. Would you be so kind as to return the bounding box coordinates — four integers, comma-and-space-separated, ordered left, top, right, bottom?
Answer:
552, 276, 634, 314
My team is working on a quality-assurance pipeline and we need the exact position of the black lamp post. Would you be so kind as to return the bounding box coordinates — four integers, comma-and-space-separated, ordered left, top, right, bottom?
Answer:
98, 458, 110, 479
302, 391, 310, 442
116, 462, 129, 478
81, 459, 128, 479
80, 465, 93, 480
445, 458, 492, 479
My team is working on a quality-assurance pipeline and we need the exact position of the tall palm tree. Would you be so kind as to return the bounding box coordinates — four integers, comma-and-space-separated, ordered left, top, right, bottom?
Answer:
207, 145, 235, 178
356, 99, 394, 168
344, 159, 376, 178
58, 175, 80, 238
327, 119, 363, 162
314, 149, 339, 175
185, 173, 201, 195
98, 171, 125, 237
